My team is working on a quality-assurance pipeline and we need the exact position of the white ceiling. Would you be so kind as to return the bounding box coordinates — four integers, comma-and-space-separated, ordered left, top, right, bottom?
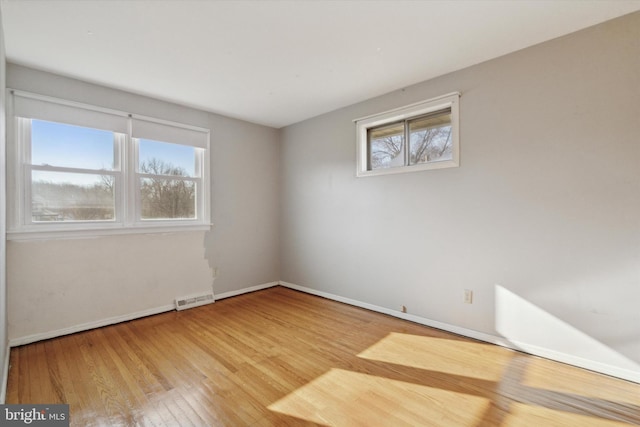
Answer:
2, 1, 639, 128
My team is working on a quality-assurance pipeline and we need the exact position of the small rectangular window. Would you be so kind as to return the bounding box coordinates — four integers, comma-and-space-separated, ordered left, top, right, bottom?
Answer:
356, 93, 459, 177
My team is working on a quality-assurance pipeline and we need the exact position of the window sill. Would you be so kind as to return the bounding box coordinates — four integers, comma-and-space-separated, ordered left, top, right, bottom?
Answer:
7, 223, 213, 241
356, 159, 459, 177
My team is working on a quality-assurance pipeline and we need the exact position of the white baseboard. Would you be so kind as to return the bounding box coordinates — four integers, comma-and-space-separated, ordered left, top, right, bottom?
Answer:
8, 281, 279, 348
215, 281, 279, 300
279, 281, 640, 384
0, 344, 10, 404
9, 304, 176, 347
8, 280, 638, 384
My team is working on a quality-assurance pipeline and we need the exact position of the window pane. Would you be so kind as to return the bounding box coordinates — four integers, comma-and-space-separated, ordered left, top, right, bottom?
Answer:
139, 139, 196, 177
367, 122, 405, 170
32, 171, 115, 222
140, 178, 195, 220
409, 110, 452, 165
31, 120, 115, 170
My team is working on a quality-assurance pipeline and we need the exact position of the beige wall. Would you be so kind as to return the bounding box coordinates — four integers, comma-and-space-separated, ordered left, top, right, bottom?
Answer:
8, 232, 211, 340
280, 12, 640, 380
6, 65, 281, 342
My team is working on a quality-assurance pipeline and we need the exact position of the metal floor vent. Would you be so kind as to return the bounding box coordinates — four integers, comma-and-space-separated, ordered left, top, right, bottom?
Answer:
175, 292, 215, 311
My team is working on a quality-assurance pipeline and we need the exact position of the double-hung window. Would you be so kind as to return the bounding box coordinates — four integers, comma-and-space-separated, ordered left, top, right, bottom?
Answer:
131, 117, 208, 224
8, 90, 210, 239
355, 92, 460, 177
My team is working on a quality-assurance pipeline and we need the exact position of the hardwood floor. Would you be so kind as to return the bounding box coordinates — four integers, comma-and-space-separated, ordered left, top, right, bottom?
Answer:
7, 286, 640, 426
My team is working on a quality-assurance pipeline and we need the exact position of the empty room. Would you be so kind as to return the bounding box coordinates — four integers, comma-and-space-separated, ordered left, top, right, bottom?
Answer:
0, 1, 639, 426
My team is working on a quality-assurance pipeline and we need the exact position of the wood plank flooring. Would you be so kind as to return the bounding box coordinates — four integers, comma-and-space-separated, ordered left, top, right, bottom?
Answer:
7, 286, 640, 426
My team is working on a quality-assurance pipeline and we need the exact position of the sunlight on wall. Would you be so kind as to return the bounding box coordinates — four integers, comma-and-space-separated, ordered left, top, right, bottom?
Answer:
268, 368, 490, 426
357, 332, 512, 382
494, 285, 639, 372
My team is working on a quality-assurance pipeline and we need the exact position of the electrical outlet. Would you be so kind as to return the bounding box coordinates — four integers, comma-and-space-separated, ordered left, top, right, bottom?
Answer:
464, 289, 473, 304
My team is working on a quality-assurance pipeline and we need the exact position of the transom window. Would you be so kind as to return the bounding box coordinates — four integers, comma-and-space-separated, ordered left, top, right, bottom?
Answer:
8, 90, 210, 239
356, 92, 459, 177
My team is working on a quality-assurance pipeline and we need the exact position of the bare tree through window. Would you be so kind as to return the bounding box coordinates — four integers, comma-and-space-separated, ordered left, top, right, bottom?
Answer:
409, 125, 452, 165
31, 159, 195, 222
32, 173, 114, 222
139, 158, 196, 219
367, 111, 452, 170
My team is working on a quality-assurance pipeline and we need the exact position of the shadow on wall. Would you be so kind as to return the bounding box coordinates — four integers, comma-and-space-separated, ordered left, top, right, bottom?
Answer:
494, 285, 640, 372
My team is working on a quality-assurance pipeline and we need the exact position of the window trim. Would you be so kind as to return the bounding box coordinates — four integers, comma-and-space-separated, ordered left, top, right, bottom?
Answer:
355, 92, 460, 177
7, 89, 211, 241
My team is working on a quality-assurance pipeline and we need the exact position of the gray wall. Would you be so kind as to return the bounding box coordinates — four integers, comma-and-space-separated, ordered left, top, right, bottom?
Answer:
280, 12, 640, 379
4, 11, 639, 383
0, 6, 8, 403
6, 64, 280, 341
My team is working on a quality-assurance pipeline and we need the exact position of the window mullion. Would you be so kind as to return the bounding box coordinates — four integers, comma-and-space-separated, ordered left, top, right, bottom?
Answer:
23, 165, 33, 227
126, 129, 138, 226
404, 119, 410, 166
18, 118, 31, 228
114, 133, 125, 225
195, 148, 205, 221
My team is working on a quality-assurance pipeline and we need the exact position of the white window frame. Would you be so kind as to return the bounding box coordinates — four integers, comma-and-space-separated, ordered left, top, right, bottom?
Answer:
132, 138, 204, 226
7, 90, 211, 240
355, 92, 460, 177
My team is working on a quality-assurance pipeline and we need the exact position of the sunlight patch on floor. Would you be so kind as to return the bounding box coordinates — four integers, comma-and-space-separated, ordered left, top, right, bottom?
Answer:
268, 368, 490, 426
357, 332, 513, 382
